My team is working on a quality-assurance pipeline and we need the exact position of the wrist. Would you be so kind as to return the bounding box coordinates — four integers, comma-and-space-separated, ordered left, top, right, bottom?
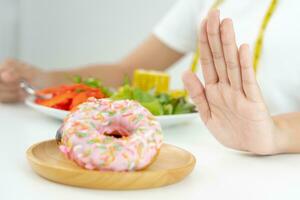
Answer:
272, 117, 290, 154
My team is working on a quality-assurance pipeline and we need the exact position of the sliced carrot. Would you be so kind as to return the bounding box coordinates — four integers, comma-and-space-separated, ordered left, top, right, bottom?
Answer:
36, 83, 106, 111
37, 92, 76, 107
70, 92, 89, 110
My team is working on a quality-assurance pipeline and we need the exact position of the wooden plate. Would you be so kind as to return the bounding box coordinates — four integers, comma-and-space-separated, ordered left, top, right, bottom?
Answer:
26, 140, 196, 190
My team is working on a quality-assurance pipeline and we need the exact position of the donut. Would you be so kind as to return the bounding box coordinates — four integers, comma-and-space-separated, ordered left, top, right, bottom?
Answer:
58, 97, 163, 171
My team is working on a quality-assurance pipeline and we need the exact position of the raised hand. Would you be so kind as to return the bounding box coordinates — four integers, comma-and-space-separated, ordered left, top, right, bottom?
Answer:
182, 10, 283, 155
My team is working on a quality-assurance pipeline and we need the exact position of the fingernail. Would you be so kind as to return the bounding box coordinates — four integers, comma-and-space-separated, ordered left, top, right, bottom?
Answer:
1, 70, 16, 82
210, 9, 220, 16
201, 18, 207, 27
0, 71, 8, 81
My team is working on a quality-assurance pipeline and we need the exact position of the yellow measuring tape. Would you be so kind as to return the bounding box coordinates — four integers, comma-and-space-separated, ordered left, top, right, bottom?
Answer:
253, 0, 278, 72
191, 0, 279, 73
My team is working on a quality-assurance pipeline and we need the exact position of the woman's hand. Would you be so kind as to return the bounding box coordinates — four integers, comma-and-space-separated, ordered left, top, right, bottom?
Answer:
182, 10, 284, 155
0, 59, 45, 103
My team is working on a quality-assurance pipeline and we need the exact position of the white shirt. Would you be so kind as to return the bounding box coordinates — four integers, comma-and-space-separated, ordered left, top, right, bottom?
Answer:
154, 0, 300, 115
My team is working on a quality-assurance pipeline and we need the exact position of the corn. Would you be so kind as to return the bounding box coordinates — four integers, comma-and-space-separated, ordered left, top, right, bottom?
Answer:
169, 89, 187, 99
133, 69, 170, 93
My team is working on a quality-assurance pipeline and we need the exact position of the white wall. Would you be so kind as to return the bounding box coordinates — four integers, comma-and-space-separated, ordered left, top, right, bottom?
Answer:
0, 0, 191, 89
0, 0, 19, 59
18, 0, 178, 68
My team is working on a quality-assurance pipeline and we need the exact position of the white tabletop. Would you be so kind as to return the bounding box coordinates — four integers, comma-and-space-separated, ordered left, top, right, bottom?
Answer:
1, 103, 300, 200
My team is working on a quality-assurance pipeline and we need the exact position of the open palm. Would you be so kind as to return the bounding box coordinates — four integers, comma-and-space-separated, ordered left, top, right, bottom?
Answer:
183, 10, 280, 155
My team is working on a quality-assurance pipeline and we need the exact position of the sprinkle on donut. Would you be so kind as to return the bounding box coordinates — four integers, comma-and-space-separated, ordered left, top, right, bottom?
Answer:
59, 97, 163, 171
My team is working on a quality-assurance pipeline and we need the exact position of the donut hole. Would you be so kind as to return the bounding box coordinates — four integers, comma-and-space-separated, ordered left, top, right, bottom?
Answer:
104, 130, 127, 138
102, 123, 131, 139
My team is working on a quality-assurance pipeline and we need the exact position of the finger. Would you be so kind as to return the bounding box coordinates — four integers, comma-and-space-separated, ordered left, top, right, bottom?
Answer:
0, 58, 16, 72
0, 91, 22, 103
220, 18, 242, 91
0, 59, 22, 82
182, 70, 211, 123
0, 84, 20, 93
207, 9, 228, 83
239, 44, 263, 102
199, 18, 218, 85
0, 67, 20, 83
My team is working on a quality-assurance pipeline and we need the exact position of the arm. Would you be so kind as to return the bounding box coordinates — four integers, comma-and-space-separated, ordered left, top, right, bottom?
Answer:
1, 0, 203, 102
57, 0, 203, 83
46, 35, 183, 87
182, 10, 300, 155
273, 113, 300, 153
0, 34, 183, 102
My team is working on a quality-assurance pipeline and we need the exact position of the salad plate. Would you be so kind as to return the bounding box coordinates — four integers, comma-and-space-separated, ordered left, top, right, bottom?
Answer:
25, 97, 198, 127
24, 77, 198, 127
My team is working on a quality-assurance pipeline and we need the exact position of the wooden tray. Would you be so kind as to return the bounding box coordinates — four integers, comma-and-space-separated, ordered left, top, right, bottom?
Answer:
26, 140, 196, 190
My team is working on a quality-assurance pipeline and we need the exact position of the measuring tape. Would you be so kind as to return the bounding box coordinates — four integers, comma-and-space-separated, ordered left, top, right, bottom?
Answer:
191, 0, 279, 73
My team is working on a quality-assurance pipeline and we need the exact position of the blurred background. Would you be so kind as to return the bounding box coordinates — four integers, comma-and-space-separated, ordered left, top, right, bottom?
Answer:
0, 0, 192, 89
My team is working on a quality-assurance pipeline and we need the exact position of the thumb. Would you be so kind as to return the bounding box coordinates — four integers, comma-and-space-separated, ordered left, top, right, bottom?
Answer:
0, 68, 20, 83
182, 70, 211, 124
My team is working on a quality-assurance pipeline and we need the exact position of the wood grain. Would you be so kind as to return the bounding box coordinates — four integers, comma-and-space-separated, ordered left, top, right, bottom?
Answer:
26, 140, 196, 190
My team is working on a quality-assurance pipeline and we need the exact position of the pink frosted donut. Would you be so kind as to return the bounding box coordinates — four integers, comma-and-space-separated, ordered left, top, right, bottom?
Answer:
59, 97, 163, 171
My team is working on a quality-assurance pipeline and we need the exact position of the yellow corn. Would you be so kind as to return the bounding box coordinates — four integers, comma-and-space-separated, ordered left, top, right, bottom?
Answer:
169, 89, 187, 99
133, 69, 170, 93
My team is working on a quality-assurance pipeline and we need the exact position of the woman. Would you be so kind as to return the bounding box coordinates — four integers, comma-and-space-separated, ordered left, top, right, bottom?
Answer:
1, 0, 300, 155
183, 9, 300, 156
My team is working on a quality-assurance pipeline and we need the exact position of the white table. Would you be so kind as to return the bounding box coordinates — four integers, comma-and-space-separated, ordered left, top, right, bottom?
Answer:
1, 103, 300, 200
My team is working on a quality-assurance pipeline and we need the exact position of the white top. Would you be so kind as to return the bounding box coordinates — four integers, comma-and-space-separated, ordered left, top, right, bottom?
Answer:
154, 0, 300, 115
1, 104, 300, 200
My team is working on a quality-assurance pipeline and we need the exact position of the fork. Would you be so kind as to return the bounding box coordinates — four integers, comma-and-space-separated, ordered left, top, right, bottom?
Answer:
19, 79, 52, 99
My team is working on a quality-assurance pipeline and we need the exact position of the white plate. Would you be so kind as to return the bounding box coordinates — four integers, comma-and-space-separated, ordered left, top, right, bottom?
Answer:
25, 97, 198, 127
